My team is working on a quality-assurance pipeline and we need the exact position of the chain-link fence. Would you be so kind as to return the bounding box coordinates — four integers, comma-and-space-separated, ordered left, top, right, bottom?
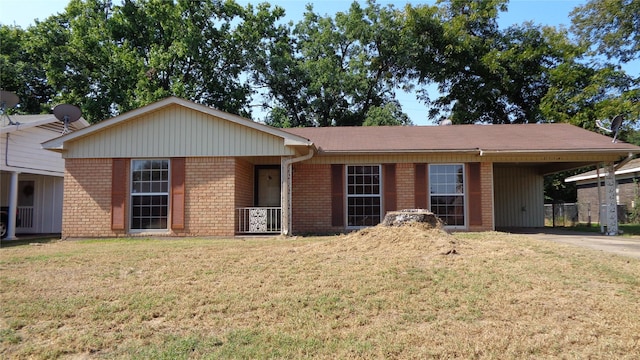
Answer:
544, 203, 628, 227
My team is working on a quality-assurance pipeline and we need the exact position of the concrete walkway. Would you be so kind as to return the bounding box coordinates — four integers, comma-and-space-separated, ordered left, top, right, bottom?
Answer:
510, 228, 640, 259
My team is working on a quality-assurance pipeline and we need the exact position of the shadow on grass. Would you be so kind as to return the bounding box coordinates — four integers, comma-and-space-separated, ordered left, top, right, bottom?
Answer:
0, 235, 60, 248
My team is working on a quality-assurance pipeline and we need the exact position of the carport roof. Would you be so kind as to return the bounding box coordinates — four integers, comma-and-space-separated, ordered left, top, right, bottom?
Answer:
283, 123, 640, 155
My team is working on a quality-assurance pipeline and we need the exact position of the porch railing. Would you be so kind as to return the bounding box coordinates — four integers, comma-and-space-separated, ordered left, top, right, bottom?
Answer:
237, 207, 281, 234
17, 206, 34, 229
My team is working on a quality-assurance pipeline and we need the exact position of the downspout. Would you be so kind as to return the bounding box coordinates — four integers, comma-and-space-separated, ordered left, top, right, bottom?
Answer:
281, 147, 315, 236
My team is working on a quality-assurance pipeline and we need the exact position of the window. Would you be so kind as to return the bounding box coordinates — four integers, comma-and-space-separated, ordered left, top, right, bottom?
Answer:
347, 165, 381, 227
131, 160, 169, 230
429, 164, 465, 227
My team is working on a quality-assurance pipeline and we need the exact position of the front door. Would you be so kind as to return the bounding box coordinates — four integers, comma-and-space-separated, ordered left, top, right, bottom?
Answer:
256, 167, 281, 207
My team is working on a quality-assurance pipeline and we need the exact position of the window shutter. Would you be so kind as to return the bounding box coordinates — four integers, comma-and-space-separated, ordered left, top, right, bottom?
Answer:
111, 158, 128, 230
171, 158, 186, 230
331, 164, 344, 227
383, 164, 397, 214
414, 164, 428, 209
468, 162, 482, 226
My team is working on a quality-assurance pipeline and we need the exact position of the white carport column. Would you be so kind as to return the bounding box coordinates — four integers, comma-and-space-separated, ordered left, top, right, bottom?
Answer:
6, 171, 20, 240
604, 162, 618, 236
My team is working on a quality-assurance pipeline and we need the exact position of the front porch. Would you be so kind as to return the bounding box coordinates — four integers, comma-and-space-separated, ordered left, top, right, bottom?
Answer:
234, 162, 284, 235
237, 207, 282, 234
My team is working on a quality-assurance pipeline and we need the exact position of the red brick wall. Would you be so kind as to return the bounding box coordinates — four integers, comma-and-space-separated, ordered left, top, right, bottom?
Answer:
184, 157, 236, 236
291, 161, 495, 234
63, 158, 124, 238
235, 159, 254, 208
469, 162, 494, 231
396, 163, 415, 210
64, 157, 242, 238
291, 163, 342, 234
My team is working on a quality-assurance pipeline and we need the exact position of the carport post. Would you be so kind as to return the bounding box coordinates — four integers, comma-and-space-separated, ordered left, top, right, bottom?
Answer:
6, 171, 19, 240
604, 162, 618, 236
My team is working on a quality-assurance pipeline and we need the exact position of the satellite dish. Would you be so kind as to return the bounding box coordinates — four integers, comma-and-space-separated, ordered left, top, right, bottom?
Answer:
596, 114, 624, 143
53, 104, 82, 134
439, 119, 453, 126
0, 90, 20, 125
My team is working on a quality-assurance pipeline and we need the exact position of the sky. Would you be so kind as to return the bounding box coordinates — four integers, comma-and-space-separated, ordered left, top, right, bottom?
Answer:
0, 0, 635, 125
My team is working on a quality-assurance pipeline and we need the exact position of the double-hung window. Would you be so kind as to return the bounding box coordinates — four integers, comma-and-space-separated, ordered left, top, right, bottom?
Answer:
429, 164, 465, 227
346, 165, 381, 227
131, 159, 169, 231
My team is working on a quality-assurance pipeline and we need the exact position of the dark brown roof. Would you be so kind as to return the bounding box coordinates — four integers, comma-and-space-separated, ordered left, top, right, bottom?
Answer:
283, 123, 640, 154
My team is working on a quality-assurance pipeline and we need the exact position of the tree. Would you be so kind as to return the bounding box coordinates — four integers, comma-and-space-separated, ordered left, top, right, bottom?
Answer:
363, 102, 411, 126
571, 0, 640, 63
0, 25, 55, 114
22, 0, 275, 123
405, 0, 588, 124
540, 62, 639, 128
249, 0, 412, 127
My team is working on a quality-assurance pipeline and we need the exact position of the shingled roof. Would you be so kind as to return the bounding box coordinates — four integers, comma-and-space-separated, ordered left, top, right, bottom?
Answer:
283, 123, 640, 155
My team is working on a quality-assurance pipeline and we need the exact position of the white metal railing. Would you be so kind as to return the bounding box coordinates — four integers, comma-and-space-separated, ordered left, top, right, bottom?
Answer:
237, 207, 281, 234
17, 206, 34, 229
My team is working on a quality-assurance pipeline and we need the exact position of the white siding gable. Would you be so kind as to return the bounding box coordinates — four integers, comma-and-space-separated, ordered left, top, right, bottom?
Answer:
63, 104, 298, 158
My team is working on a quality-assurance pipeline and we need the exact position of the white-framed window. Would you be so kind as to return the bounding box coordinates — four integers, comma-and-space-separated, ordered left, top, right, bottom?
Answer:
131, 159, 169, 231
346, 165, 382, 227
429, 164, 465, 227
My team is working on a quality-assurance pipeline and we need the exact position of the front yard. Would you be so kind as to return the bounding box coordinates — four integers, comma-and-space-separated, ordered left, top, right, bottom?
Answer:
1, 225, 639, 359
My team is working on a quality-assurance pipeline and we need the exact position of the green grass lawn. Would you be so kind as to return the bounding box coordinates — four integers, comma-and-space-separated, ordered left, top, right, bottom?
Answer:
2, 226, 639, 359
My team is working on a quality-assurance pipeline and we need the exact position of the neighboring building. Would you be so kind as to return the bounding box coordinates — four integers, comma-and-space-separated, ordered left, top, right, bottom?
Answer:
1, 114, 89, 238
41, 97, 640, 238
565, 158, 640, 223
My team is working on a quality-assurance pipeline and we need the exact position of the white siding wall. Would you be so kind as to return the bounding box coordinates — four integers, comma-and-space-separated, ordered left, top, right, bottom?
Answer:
36, 175, 63, 233
1, 127, 65, 176
64, 105, 297, 158
494, 165, 545, 228
0, 173, 63, 234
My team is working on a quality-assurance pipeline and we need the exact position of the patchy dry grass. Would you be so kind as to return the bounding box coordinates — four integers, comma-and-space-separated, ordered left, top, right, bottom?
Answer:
1, 225, 640, 359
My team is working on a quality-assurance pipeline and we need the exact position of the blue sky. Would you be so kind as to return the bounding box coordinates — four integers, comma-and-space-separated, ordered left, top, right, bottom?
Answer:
1, 0, 636, 125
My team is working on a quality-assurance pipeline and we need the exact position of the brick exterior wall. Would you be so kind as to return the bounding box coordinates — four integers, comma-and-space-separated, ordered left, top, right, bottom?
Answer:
469, 162, 494, 231
396, 163, 415, 210
63, 158, 124, 238
291, 163, 342, 234
63, 157, 245, 238
183, 157, 236, 236
291, 161, 496, 234
63, 158, 496, 237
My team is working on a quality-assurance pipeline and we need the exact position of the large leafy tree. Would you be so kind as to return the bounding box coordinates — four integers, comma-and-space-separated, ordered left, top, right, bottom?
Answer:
0, 25, 54, 114
18, 0, 276, 123
405, 0, 583, 124
567, 0, 640, 129
571, 0, 640, 63
248, 0, 412, 127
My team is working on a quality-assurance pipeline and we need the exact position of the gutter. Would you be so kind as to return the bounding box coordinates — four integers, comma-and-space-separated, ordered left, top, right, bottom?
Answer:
281, 147, 315, 236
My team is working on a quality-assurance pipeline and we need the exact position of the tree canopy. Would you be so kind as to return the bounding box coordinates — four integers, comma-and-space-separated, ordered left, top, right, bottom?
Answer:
0, 0, 637, 128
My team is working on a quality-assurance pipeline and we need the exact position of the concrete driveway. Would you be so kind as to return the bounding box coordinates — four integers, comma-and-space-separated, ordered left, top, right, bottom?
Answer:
510, 228, 640, 259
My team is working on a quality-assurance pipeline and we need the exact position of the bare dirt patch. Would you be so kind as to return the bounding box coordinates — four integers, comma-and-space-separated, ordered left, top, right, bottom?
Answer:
1, 227, 640, 359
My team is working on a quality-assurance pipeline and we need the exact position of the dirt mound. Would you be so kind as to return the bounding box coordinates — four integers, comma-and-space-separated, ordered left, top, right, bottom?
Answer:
300, 223, 466, 258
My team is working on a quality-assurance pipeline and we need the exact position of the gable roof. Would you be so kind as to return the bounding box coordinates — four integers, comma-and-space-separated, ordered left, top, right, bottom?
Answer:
283, 123, 640, 155
565, 158, 640, 183
42, 97, 312, 153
